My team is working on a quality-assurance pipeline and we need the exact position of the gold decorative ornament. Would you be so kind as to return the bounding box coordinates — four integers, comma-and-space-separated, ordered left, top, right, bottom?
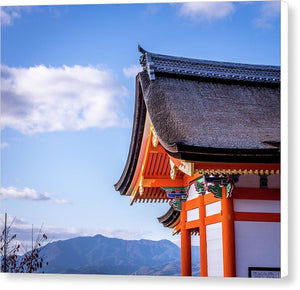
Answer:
170, 159, 177, 180
152, 129, 158, 147
139, 177, 144, 196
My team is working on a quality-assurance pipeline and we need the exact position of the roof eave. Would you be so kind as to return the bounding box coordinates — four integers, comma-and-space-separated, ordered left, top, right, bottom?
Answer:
164, 143, 280, 164
114, 74, 147, 195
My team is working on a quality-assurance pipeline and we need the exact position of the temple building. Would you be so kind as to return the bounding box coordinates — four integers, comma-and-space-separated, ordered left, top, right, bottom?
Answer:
115, 46, 280, 278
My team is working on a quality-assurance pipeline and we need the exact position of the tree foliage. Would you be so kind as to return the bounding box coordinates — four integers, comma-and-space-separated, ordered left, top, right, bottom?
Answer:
0, 213, 48, 273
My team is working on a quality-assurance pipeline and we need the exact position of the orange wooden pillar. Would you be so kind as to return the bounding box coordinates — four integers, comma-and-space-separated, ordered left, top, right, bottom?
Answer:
181, 201, 192, 276
221, 187, 236, 277
198, 195, 207, 276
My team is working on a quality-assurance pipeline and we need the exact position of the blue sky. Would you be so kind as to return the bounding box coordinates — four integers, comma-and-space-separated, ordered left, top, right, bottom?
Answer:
0, 1, 280, 248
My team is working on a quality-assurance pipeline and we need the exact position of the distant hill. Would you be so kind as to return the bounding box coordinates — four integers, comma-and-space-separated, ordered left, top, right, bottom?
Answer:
37, 234, 200, 276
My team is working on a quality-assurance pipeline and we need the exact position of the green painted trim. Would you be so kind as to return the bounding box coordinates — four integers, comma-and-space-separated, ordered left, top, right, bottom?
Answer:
161, 186, 189, 193
208, 185, 222, 198
170, 199, 182, 211
195, 182, 206, 194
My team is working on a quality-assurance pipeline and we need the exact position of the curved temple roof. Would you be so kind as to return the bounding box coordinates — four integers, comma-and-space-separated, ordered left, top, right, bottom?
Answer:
115, 47, 280, 196
157, 206, 181, 228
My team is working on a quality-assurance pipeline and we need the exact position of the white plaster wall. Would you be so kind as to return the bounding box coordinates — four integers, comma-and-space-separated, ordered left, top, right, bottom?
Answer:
233, 199, 280, 213
191, 235, 200, 276
206, 222, 223, 277
234, 174, 280, 189
187, 183, 198, 201
235, 221, 280, 277
268, 174, 280, 189
186, 184, 199, 221
206, 201, 221, 216
235, 175, 260, 188
187, 208, 199, 222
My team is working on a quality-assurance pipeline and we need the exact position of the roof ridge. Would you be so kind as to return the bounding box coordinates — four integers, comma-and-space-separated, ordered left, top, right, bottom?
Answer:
138, 45, 280, 84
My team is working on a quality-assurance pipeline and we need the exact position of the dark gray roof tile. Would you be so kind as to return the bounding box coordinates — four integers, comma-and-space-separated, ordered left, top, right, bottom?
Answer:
140, 72, 280, 155
139, 46, 280, 84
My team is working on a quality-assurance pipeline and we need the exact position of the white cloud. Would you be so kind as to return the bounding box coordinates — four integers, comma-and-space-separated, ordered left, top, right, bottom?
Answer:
0, 213, 151, 249
0, 6, 32, 26
1, 7, 21, 25
1, 65, 129, 135
123, 64, 142, 78
253, 1, 280, 29
179, 1, 235, 21
0, 214, 28, 229
53, 198, 71, 205
0, 186, 71, 204
0, 186, 50, 201
0, 213, 48, 250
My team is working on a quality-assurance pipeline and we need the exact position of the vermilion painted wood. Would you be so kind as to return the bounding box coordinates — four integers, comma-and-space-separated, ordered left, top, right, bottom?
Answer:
233, 188, 280, 200
204, 193, 220, 205
199, 195, 208, 277
221, 188, 236, 277
186, 220, 200, 230
185, 198, 199, 210
204, 213, 222, 225
148, 143, 166, 153
126, 118, 152, 196
183, 173, 202, 186
234, 212, 280, 222
194, 162, 280, 171
181, 202, 192, 276
142, 178, 185, 187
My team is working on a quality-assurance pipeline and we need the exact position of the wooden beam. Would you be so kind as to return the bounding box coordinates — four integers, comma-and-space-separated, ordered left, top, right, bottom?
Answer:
186, 220, 200, 230
205, 213, 222, 225
148, 144, 166, 153
194, 162, 280, 172
183, 172, 202, 186
233, 188, 280, 200
181, 202, 192, 276
204, 193, 220, 205
199, 195, 208, 277
186, 198, 199, 211
221, 187, 236, 277
234, 212, 280, 222
142, 178, 184, 188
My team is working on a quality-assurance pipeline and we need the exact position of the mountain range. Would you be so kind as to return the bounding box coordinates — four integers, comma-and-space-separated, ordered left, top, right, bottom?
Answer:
37, 234, 200, 276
